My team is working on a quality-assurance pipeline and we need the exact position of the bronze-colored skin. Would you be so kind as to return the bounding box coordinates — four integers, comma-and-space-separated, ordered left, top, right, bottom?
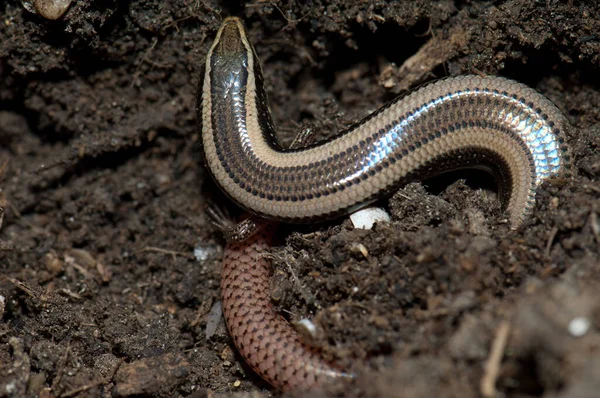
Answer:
200, 17, 573, 391
221, 223, 351, 390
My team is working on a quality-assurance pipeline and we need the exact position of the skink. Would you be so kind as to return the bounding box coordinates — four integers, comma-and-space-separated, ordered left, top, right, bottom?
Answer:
198, 17, 573, 391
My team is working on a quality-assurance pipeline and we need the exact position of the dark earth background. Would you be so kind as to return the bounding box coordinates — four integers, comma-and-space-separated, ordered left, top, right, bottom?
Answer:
1, 1, 599, 397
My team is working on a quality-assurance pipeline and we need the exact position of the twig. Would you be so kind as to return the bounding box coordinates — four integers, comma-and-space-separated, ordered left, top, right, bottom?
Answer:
6, 277, 40, 300
138, 246, 193, 260
544, 226, 558, 256
481, 320, 511, 397
51, 342, 71, 391
130, 37, 159, 88
61, 380, 104, 397
590, 211, 600, 245
395, 191, 412, 200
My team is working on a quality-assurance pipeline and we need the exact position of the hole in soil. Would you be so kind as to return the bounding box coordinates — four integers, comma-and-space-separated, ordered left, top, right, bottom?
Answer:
424, 169, 498, 197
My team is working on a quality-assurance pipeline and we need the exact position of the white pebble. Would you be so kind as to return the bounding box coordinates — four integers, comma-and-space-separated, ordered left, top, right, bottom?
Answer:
568, 317, 591, 337
5, 381, 17, 394
350, 206, 391, 229
296, 318, 317, 338
194, 244, 218, 262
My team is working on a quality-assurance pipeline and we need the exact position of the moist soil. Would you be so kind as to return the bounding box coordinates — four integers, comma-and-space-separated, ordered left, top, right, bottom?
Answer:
1, 1, 599, 397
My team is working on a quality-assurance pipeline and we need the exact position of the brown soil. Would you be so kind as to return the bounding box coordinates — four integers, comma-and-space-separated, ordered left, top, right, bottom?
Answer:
1, 1, 599, 397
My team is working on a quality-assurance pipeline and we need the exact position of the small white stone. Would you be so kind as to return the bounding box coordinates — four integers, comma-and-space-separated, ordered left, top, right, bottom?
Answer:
350, 206, 391, 229
5, 381, 16, 394
296, 318, 317, 338
568, 317, 591, 337
193, 244, 218, 262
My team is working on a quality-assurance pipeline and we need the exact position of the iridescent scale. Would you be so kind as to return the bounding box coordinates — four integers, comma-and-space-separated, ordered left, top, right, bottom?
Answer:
201, 18, 572, 227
